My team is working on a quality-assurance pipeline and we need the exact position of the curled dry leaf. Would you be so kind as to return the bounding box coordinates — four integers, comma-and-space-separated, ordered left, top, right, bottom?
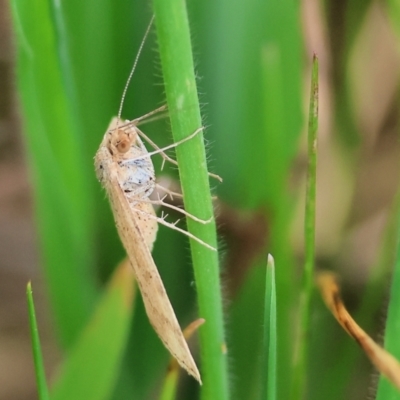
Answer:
316, 271, 400, 391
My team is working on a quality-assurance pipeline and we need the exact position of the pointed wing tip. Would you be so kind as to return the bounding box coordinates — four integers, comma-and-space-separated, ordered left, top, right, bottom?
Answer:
190, 369, 202, 385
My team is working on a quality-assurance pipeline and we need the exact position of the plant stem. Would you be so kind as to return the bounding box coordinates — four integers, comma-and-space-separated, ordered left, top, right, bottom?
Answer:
153, 1, 229, 399
261, 255, 277, 400
291, 54, 319, 399
27, 283, 50, 400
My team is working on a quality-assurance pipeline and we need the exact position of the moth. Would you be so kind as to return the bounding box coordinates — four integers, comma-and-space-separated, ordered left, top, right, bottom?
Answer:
94, 16, 215, 384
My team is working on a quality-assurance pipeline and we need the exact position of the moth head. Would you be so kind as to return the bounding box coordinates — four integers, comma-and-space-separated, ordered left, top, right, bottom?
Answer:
114, 129, 132, 153
108, 128, 136, 154
105, 118, 139, 155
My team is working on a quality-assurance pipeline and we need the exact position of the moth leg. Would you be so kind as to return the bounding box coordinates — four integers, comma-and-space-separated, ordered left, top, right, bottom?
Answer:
134, 207, 216, 251
134, 127, 204, 159
136, 127, 222, 181
108, 106, 168, 135
129, 127, 223, 182
155, 183, 184, 199
155, 182, 219, 203
207, 171, 223, 182
140, 195, 213, 224
135, 111, 169, 127
122, 105, 167, 128
136, 127, 177, 171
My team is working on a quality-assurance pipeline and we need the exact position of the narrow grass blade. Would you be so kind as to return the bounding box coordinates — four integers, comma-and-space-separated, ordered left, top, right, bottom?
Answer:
261, 255, 277, 400
159, 369, 179, 400
51, 260, 136, 400
291, 54, 319, 400
26, 283, 50, 400
153, 1, 229, 399
258, 17, 302, 395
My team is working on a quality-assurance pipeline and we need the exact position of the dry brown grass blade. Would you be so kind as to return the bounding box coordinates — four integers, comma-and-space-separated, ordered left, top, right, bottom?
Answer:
316, 271, 400, 391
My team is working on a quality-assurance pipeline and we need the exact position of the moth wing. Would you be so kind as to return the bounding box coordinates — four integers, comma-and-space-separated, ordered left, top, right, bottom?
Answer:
101, 156, 201, 383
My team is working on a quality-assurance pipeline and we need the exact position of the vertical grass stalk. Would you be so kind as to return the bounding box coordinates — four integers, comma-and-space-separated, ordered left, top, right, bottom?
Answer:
261, 255, 277, 400
376, 197, 400, 398
291, 55, 319, 399
152, 1, 229, 399
26, 283, 50, 400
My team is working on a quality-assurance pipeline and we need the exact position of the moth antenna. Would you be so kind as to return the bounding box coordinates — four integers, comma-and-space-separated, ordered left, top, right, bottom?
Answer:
117, 15, 155, 123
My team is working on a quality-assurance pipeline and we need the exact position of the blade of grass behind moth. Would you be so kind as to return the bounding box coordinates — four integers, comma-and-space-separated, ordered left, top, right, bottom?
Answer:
258, 41, 300, 400
291, 55, 319, 400
261, 255, 277, 400
10, 0, 97, 348
376, 208, 400, 399
51, 260, 136, 400
153, 1, 229, 399
159, 368, 179, 400
26, 282, 50, 400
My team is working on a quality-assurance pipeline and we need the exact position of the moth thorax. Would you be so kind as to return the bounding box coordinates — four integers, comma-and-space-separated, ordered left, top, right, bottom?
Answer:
114, 129, 134, 154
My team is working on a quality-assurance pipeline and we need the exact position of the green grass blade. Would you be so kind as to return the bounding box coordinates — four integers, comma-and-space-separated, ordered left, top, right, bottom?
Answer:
159, 369, 179, 400
51, 261, 136, 400
10, 0, 97, 347
153, 1, 229, 399
26, 283, 50, 400
261, 255, 277, 400
228, 265, 266, 400
387, 0, 400, 44
376, 210, 400, 399
291, 55, 319, 400
259, 5, 303, 397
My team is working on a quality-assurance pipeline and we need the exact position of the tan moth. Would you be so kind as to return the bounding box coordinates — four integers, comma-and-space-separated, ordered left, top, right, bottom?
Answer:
94, 16, 215, 384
